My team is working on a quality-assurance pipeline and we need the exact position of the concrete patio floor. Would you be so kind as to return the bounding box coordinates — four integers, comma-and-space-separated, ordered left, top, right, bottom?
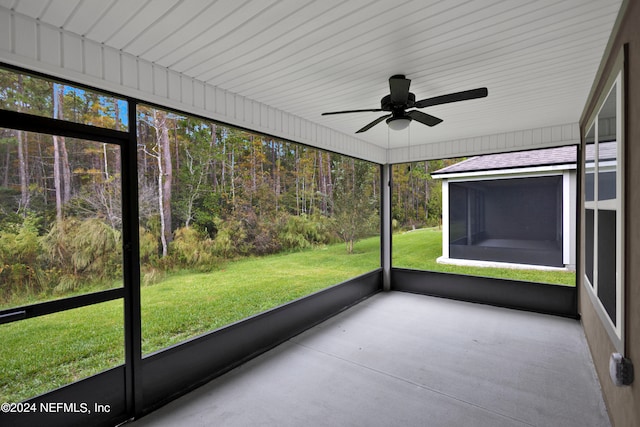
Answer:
130, 291, 609, 427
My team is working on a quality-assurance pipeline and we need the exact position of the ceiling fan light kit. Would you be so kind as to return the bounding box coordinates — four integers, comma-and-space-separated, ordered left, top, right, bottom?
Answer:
322, 75, 488, 133
386, 117, 411, 131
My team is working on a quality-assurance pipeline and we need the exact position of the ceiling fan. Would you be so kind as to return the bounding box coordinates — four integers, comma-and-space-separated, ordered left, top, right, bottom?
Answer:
321, 75, 488, 133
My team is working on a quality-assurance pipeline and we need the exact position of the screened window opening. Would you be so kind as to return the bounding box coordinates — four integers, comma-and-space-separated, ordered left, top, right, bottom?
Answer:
448, 176, 563, 267
0, 67, 128, 132
0, 65, 129, 408
136, 105, 380, 355
0, 129, 123, 310
0, 300, 124, 403
391, 154, 576, 286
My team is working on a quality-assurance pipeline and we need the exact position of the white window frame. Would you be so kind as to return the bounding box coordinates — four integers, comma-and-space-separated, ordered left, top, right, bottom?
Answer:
583, 53, 625, 353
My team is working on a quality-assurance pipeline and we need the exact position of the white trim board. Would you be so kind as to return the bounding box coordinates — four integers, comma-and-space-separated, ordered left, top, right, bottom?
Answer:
432, 164, 576, 181
0, 8, 386, 164
436, 256, 572, 272
0, 7, 588, 166
389, 123, 581, 164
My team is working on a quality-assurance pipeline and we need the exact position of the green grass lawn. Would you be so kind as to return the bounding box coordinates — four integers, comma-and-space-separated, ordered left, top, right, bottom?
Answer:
1, 229, 575, 402
141, 237, 381, 354
393, 228, 576, 286
0, 237, 380, 402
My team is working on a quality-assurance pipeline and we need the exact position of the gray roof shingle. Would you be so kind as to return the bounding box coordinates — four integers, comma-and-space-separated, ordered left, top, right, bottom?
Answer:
433, 145, 579, 175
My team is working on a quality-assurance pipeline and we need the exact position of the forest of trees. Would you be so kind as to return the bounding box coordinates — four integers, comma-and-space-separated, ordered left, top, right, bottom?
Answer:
0, 68, 455, 308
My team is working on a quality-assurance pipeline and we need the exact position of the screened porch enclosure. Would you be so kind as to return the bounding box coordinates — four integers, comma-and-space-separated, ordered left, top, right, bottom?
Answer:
449, 176, 563, 267
3, 0, 632, 424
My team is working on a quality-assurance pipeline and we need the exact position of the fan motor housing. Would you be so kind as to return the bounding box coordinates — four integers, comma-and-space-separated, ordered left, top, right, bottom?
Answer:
381, 93, 415, 111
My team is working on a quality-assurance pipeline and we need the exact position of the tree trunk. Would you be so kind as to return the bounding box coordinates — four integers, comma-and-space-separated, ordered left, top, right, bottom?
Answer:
61, 138, 71, 203
173, 122, 180, 183
295, 146, 300, 215
53, 84, 72, 204
424, 161, 430, 219
156, 147, 168, 257
230, 144, 236, 210
271, 140, 280, 211
16, 132, 29, 214
209, 123, 218, 190
103, 144, 110, 180
154, 109, 173, 256
309, 152, 317, 214
16, 76, 29, 214
36, 136, 47, 208
251, 136, 257, 194
345, 238, 354, 254
2, 143, 9, 188
162, 117, 173, 245
318, 151, 325, 214
221, 135, 227, 192
53, 134, 63, 222
114, 99, 122, 172
325, 152, 333, 215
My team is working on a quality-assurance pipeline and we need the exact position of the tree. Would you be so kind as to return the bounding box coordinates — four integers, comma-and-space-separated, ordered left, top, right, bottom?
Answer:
174, 119, 215, 228
390, 158, 465, 230
153, 109, 173, 257
332, 158, 378, 253
52, 83, 71, 222
16, 75, 29, 214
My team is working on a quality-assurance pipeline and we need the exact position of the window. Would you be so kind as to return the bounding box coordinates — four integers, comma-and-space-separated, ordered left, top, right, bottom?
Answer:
583, 64, 624, 351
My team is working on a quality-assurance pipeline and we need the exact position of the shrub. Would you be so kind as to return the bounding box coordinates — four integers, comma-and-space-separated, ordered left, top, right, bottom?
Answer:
0, 216, 44, 301
71, 218, 121, 274
169, 226, 218, 270
277, 213, 336, 251
139, 227, 159, 265
248, 216, 280, 255
40, 218, 122, 293
141, 266, 164, 286
211, 217, 249, 258
0, 216, 41, 265
251, 222, 281, 255
139, 227, 163, 284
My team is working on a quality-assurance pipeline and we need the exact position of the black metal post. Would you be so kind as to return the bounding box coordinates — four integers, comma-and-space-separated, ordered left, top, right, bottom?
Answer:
122, 99, 143, 417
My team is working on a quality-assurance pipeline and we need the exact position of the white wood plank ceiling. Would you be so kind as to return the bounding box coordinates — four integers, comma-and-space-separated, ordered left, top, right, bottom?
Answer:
0, 0, 623, 163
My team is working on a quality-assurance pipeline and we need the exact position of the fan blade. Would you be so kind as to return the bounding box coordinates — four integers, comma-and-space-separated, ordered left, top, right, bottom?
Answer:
414, 87, 488, 108
407, 110, 443, 127
322, 109, 384, 115
389, 75, 411, 105
356, 114, 392, 133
